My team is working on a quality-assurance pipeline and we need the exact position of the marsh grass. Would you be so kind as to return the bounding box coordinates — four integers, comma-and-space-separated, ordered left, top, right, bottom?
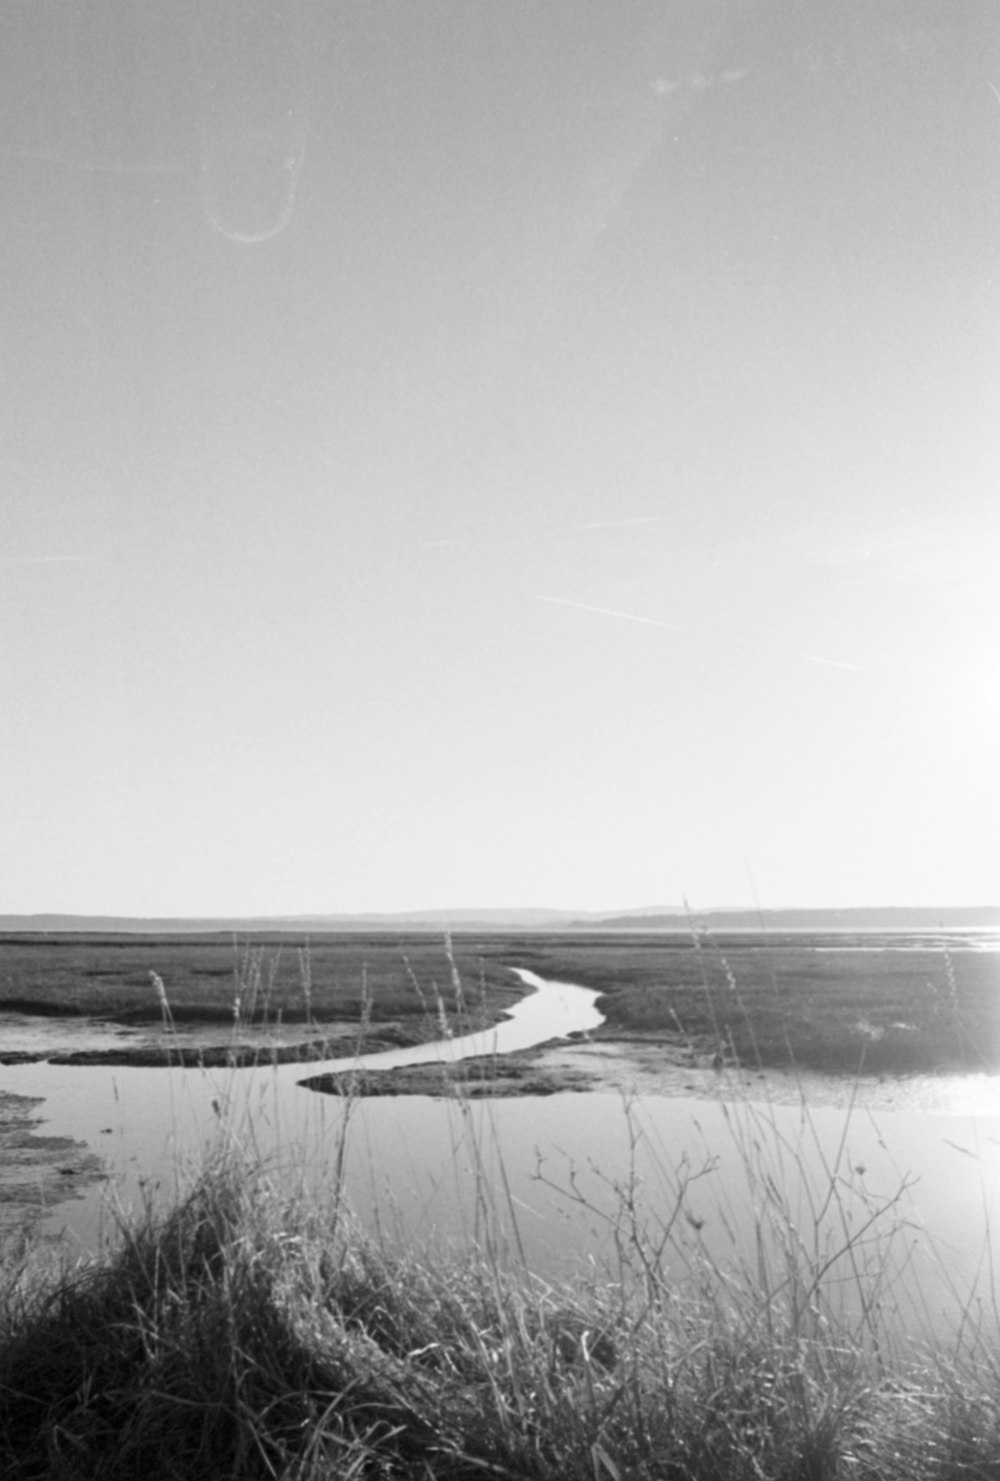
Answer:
3, 952, 1000, 1478
519, 932, 1000, 1075
4, 1139, 1000, 1479
0, 933, 520, 1033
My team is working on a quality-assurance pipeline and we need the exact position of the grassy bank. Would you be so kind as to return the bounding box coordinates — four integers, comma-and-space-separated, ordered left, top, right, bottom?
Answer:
519, 934, 1000, 1075
2, 1107, 1000, 1479
0, 933, 520, 1033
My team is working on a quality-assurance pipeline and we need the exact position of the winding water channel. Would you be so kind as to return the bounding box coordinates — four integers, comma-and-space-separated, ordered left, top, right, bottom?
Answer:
4, 968, 1000, 1344
0, 970, 604, 1242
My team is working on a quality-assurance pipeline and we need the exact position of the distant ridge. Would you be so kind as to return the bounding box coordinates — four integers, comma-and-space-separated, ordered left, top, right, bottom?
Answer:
0, 905, 998, 935
568, 906, 1000, 932
0, 908, 605, 935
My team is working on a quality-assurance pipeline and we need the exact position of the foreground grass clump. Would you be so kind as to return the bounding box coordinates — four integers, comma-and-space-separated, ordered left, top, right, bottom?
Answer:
3, 1158, 1000, 1480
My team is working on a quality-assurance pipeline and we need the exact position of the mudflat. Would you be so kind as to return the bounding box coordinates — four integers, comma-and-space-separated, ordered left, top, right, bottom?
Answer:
0, 1090, 103, 1235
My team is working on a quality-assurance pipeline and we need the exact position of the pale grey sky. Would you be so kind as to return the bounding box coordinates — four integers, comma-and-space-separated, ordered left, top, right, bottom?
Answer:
0, 0, 997, 915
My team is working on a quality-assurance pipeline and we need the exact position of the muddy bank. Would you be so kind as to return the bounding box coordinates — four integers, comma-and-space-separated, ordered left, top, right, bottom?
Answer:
298, 1024, 719, 1099
0, 1091, 104, 1236
10, 1028, 422, 1069
528, 1033, 1000, 1114
301, 1049, 596, 1098
0, 1016, 497, 1069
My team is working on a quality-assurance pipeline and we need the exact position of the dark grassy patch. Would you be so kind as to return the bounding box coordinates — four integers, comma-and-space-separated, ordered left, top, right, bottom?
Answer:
0, 932, 521, 1029
510, 933, 1000, 1075
3, 1151, 1000, 1480
301, 1052, 594, 1098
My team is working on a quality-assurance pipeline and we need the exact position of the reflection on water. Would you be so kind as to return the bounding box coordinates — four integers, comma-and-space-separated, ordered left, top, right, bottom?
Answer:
9, 1065, 998, 1341
0, 969, 606, 1241
3, 971, 1000, 1341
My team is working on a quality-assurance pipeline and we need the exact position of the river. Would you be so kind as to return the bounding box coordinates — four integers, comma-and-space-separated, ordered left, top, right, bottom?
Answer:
3, 968, 1000, 1344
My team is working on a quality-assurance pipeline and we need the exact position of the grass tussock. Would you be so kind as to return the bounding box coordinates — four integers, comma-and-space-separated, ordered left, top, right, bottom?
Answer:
3, 1142, 1000, 1481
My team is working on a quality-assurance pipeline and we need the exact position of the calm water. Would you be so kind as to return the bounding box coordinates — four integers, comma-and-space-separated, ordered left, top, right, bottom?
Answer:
3, 966, 1000, 1341
0, 969, 606, 1242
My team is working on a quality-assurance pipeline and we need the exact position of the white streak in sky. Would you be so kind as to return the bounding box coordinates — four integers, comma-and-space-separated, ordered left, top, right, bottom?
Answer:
538, 595, 684, 631
540, 595, 860, 672
577, 515, 672, 530
801, 653, 861, 672
0, 555, 90, 563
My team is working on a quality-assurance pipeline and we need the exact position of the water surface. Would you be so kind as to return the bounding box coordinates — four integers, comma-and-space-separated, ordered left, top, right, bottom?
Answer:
4, 968, 1000, 1343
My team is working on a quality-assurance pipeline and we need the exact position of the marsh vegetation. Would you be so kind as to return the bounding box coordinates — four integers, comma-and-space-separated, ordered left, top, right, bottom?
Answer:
2, 930, 997, 1079
2, 932, 1000, 1477
518, 933, 1000, 1076
3, 1089, 1000, 1478
0, 934, 522, 1066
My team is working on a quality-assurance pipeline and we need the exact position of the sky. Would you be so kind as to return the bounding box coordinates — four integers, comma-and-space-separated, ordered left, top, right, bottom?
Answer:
0, 0, 997, 918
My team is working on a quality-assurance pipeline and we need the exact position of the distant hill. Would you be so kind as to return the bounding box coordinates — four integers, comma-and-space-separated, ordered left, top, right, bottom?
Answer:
0, 907, 613, 935
0, 905, 997, 936
568, 906, 1000, 933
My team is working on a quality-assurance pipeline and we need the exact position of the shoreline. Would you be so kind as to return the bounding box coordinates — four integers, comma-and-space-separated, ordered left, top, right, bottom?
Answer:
0, 1005, 513, 1069
4, 952, 999, 1241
